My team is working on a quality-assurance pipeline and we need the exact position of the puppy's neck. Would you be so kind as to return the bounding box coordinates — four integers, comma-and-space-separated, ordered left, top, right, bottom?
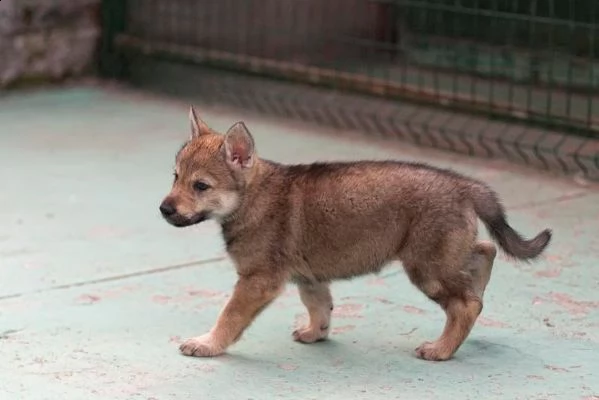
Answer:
220, 158, 278, 227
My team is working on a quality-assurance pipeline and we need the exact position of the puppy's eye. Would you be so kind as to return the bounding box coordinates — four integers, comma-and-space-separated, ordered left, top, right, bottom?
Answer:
173, 172, 179, 182
193, 181, 210, 192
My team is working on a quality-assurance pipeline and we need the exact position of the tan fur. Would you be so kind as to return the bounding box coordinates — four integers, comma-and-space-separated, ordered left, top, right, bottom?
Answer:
159, 107, 551, 361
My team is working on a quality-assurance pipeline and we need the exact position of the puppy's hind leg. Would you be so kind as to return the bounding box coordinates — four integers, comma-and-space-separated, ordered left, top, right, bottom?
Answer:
293, 282, 333, 344
414, 293, 482, 361
467, 240, 497, 301
405, 241, 497, 361
403, 254, 482, 360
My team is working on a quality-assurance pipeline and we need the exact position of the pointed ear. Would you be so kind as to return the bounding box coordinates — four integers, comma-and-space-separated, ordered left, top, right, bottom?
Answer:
189, 105, 211, 139
223, 122, 255, 169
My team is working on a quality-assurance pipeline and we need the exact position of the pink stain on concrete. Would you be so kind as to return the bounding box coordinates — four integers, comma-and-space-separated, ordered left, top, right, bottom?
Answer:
152, 295, 172, 304
278, 363, 299, 371
195, 364, 216, 373
333, 303, 364, 318
402, 305, 426, 315
98, 285, 139, 299
527, 375, 545, 380
151, 288, 227, 306
534, 268, 562, 278
23, 261, 44, 270
76, 294, 101, 305
168, 335, 182, 344
332, 358, 344, 367
367, 277, 388, 287
186, 289, 223, 298
532, 296, 544, 305
547, 292, 599, 316
544, 254, 563, 263
332, 325, 356, 335
477, 317, 509, 328
75, 285, 142, 305
581, 396, 599, 400
545, 364, 570, 373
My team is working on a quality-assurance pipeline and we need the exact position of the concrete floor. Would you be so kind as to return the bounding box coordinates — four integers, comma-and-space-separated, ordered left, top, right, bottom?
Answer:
1, 86, 598, 400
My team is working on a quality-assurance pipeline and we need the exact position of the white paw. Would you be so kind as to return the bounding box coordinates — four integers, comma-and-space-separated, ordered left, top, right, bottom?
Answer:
179, 333, 224, 357
292, 325, 329, 344
415, 340, 453, 361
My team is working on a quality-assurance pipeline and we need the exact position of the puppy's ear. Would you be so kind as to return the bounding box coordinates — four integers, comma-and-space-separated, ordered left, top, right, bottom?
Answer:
189, 106, 211, 139
223, 122, 255, 169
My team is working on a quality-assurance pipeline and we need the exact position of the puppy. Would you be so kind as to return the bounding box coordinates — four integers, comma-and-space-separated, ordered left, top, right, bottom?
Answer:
159, 106, 551, 361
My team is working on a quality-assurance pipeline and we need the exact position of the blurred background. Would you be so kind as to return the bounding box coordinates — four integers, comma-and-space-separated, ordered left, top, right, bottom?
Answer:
1, 0, 598, 179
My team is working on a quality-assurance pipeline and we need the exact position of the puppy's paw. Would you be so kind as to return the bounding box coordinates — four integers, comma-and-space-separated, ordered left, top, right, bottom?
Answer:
179, 333, 224, 357
292, 325, 329, 344
415, 341, 453, 362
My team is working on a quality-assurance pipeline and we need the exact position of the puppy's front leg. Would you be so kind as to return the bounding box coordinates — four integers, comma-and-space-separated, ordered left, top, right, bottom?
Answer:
179, 273, 285, 357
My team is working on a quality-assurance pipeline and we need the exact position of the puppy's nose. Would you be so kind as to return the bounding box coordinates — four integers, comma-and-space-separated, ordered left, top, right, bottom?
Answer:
159, 201, 176, 217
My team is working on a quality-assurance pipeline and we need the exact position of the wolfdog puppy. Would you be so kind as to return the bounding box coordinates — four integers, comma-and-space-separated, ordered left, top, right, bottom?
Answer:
159, 106, 551, 361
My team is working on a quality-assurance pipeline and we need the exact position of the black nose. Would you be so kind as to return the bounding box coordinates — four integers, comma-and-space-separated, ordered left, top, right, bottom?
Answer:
159, 202, 176, 217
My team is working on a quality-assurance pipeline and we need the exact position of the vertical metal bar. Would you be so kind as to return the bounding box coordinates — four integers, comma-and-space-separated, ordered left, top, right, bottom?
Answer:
399, 3, 409, 90
468, 0, 479, 106
506, 0, 517, 114
376, 0, 395, 87
99, 0, 128, 79
254, 0, 264, 58
158, 0, 167, 47
526, 0, 538, 119
564, 0, 575, 125
451, 0, 461, 104
244, 0, 252, 56
586, 0, 596, 133
317, 0, 330, 67
416, 2, 426, 93
364, 0, 375, 84
319, 0, 335, 88
545, 0, 555, 123
431, 1, 442, 102
489, 0, 498, 110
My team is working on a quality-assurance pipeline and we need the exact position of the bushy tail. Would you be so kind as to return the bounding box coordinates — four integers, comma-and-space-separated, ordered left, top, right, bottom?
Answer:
470, 184, 552, 261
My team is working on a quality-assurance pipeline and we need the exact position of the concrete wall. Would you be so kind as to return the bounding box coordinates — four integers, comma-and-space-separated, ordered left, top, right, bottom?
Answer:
0, 0, 101, 87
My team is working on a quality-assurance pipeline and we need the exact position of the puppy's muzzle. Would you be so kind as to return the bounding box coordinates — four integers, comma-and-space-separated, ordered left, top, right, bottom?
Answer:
159, 199, 208, 227
159, 201, 177, 218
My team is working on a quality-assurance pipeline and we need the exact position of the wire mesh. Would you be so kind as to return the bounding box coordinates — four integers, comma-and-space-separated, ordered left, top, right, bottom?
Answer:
101, 0, 599, 180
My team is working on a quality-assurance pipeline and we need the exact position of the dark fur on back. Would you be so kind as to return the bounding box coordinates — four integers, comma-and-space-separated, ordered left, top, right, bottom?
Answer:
223, 159, 551, 268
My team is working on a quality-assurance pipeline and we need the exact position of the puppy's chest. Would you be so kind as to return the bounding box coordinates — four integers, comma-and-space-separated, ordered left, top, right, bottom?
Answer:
222, 228, 272, 269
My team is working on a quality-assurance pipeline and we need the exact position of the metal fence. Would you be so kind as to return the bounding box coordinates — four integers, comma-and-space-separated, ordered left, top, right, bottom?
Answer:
101, 0, 599, 179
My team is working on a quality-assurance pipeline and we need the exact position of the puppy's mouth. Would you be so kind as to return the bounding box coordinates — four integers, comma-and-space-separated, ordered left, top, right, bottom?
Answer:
164, 212, 208, 228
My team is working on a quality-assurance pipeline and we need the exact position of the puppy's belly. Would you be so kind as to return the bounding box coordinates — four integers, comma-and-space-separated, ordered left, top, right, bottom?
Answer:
289, 220, 405, 282
295, 246, 396, 282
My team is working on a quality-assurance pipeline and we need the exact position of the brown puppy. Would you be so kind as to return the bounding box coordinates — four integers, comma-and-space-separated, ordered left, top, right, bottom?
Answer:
159, 106, 551, 361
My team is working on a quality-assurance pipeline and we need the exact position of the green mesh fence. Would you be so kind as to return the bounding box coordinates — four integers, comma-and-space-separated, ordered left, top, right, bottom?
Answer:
101, 0, 599, 179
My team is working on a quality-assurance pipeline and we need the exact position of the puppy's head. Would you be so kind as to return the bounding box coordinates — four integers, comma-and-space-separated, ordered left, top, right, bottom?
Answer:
159, 106, 256, 227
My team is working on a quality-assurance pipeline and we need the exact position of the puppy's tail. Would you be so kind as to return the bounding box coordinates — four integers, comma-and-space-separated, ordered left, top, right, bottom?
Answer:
470, 183, 552, 261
